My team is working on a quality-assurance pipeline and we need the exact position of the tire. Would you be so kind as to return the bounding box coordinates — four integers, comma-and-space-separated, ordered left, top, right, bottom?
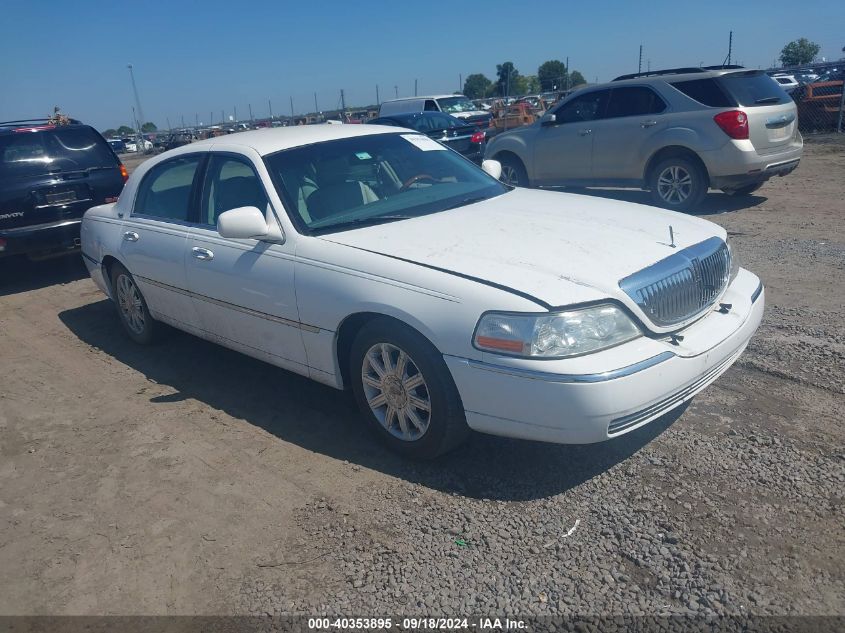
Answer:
648, 156, 708, 211
722, 183, 763, 197
349, 318, 469, 459
497, 154, 529, 187
110, 262, 158, 345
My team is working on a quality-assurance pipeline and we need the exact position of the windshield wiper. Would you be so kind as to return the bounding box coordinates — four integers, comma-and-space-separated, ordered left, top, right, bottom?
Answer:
443, 195, 489, 211
314, 215, 414, 232
754, 96, 781, 104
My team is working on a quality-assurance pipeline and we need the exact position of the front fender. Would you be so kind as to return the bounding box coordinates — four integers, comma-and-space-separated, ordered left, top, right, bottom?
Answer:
485, 130, 534, 177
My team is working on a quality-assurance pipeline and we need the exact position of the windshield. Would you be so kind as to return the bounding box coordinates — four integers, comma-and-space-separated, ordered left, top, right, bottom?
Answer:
437, 97, 478, 113
264, 133, 506, 234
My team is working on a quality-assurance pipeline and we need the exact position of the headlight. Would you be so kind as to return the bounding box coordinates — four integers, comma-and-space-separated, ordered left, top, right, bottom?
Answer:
726, 237, 740, 283
473, 304, 641, 359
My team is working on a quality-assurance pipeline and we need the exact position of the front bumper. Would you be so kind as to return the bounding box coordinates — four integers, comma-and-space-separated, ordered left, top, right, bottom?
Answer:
445, 269, 764, 444
0, 219, 82, 258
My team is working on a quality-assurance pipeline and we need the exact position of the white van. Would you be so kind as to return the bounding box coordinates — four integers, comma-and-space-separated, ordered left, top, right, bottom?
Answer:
378, 95, 492, 128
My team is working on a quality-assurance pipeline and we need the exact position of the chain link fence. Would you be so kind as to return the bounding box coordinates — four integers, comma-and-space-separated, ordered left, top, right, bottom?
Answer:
792, 79, 844, 134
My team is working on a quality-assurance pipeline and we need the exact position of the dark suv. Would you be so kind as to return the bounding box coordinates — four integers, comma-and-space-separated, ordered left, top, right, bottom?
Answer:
0, 119, 127, 259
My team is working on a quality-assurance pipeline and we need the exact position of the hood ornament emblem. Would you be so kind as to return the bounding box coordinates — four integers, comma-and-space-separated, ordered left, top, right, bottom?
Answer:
668, 225, 676, 248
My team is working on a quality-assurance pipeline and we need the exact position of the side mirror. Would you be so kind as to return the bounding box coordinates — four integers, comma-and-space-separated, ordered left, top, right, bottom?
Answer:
481, 159, 502, 180
217, 206, 269, 240
541, 113, 557, 126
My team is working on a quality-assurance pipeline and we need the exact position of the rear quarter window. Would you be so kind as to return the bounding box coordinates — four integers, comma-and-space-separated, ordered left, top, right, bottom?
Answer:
670, 78, 735, 107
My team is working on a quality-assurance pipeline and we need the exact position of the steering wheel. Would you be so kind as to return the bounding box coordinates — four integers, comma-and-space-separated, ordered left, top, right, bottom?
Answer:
400, 173, 437, 191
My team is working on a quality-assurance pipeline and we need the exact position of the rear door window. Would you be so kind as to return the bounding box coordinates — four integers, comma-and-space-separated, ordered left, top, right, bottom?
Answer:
670, 78, 735, 107
605, 87, 667, 118
134, 155, 202, 222
717, 72, 791, 106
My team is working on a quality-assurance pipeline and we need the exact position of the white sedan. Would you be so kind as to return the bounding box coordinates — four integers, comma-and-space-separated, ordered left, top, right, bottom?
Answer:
80, 125, 764, 458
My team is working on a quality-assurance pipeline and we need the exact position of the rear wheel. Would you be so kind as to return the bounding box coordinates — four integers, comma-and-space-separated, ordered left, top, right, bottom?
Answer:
723, 183, 763, 197
498, 155, 529, 187
350, 318, 469, 459
110, 263, 158, 344
649, 157, 708, 211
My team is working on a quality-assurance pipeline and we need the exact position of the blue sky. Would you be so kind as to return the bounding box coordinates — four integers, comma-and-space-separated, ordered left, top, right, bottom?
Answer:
1, 0, 842, 131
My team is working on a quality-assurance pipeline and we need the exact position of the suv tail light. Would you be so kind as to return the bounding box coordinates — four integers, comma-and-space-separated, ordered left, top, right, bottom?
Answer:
119, 163, 129, 182
470, 131, 485, 144
713, 110, 749, 140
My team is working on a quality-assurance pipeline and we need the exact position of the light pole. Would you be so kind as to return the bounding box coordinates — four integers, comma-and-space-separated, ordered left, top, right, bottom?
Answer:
127, 64, 145, 138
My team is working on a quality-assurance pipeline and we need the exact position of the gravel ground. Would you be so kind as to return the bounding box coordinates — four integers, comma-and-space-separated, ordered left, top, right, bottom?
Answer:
0, 136, 842, 619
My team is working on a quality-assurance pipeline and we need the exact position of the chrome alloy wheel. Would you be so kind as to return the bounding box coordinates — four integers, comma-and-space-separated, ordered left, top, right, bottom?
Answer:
500, 164, 521, 187
116, 274, 145, 335
361, 342, 431, 441
657, 165, 693, 205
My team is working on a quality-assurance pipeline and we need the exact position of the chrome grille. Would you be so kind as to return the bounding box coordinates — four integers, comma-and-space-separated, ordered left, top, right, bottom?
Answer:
619, 237, 731, 327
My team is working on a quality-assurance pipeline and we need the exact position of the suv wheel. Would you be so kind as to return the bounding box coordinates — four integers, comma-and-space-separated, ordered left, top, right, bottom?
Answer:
350, 318, 469, 459
110, 263, 158, 344
498, 155, 528, 187
649, 157, 707, 211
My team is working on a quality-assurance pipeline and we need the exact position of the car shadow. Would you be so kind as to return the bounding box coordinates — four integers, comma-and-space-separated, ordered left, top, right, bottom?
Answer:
554, 188, 767, 217
0, 253, 88, 298
58, 299, 685, 502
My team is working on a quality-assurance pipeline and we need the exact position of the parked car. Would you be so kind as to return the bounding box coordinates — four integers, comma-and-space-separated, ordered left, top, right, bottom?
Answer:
162, 132, 197, 151
80, 125, 763, 458
121, 137, 138, 153
378, 95, 493, 129
771, 74, 799, 94
1, 118, 127, 259
485, 67, 803, 210
370, 112, 486, 163
108, 139, 127, 153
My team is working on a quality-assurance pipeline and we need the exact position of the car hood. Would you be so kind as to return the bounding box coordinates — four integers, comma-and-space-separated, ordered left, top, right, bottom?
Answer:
320, 188, 724, 309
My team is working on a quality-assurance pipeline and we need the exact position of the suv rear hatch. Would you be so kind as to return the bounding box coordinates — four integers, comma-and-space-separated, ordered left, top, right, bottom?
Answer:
717, 71, 798, 154
0, 125, 125, 232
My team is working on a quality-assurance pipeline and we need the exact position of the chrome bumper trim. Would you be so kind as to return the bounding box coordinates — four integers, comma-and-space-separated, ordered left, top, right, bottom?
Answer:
452, 351, 676, 384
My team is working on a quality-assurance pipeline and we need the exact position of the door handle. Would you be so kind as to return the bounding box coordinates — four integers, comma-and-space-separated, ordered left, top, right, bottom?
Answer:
578, 128, 592, 136
641, 120, 658, 128
191, 247, 214, 261
122, 231, 139, 242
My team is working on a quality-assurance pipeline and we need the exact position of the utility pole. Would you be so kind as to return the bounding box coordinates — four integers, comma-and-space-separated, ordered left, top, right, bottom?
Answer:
414, 79, 418, 96
314, 92, 319, 114
234, 106, 237, 122
340, 89, 346, 112
394, 85, 398, 98
209, 111, 213, 126
566, 56, 570, 90
166, 117, 172, 131
638, 45, 643, 74
127, 64, 145, 131
376, 85, 379, 105
268, 99, 273, 121
459, 74, 462, 92
289, 96, 294, 119
248, 103, 253, 123
195, 113, 198, 127
221, 110, 224, 123
181, 115, 185, 128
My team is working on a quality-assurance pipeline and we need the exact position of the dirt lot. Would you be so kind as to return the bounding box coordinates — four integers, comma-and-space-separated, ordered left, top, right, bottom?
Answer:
0, 139, 843, 618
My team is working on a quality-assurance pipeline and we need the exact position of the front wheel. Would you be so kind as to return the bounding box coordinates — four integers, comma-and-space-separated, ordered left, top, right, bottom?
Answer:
649, 157, 708, 211
497, 155, 529, 187
110, 263, 158, 344
350, 319, 469, 459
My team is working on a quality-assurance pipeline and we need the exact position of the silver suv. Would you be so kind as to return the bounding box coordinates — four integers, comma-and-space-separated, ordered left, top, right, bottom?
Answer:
485, 67, 803, 211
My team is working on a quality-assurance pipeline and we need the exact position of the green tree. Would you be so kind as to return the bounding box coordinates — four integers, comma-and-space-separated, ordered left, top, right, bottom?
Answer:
102, 128, 118, 138
116, 125, 134, 136
140, 122, 157, 133
537, 60, 567, 91
569, 70, 587, 87
779, 38, 820, 66
524, 75, 541, 94
496, 62, 521, 97
463, 73, 493, 99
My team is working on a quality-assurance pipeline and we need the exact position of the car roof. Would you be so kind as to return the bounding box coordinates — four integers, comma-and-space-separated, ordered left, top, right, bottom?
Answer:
0, 120, 87, 135
190, 124, 401, 156
380, 95, 465, 103
610, 67, 760, 86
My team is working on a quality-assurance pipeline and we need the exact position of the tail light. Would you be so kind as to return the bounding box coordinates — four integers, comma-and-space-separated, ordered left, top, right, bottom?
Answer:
119, 164, 129, 182
713, 110, 749, 140
470, 131, 485, 144
0, 238, 6, 251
